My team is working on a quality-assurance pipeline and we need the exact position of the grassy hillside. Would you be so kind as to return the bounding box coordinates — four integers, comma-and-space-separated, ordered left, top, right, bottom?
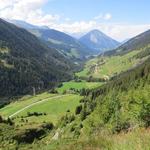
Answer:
0, 93, 82, 124
76, 50, 143, 78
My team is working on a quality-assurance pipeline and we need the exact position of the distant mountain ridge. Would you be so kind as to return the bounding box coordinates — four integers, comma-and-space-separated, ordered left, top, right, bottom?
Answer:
79, 29, 120, 54
7, 19, 49, 30
105, 29, 150, 56
9, 19, 93, 61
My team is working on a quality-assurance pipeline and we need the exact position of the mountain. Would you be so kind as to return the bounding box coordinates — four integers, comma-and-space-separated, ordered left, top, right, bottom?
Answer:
7, 19, 49, 30
29, 28, 92, 60
79, 29, 120, 54
0, 18, 74, 97
121, 38, 130, 44
69, 32, 85, 39
106, 29, 150, 56
9, 20, 93, 61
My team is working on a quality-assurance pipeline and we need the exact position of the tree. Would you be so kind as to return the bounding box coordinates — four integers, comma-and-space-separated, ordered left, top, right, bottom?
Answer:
75, 105, 82, 115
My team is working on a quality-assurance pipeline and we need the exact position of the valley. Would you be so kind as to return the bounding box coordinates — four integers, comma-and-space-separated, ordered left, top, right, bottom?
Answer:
1, 42, 150, 149
0, 17, 150, 150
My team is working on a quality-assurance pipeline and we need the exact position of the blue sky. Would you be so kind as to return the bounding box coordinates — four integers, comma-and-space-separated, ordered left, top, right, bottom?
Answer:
44, 0, 150, 24
0, 0, 150, 41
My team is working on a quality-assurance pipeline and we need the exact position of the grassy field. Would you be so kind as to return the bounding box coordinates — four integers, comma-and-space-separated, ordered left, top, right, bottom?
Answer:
57, 80, 102, 93
0, 92, 57, 117
76, 50, 141, 78
0, 93, 82, 125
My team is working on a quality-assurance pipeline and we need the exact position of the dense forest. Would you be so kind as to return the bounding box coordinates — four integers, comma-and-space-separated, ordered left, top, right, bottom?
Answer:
0, 19, 74, 98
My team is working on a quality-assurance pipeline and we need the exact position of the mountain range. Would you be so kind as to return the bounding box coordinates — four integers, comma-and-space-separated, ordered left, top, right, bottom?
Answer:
9, 20, 120, 56
8, 20, 93, 61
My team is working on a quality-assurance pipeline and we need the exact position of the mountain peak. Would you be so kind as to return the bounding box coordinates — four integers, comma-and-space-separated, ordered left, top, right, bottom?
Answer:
90, 29, 101, 33
87, 29, 105, 36
79, 29, 120, 53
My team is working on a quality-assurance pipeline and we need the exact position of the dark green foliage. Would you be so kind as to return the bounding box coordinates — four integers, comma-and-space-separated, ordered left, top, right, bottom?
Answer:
0, 19, 74, 100
112, 121, 130, 133
59, 114, 75, 127
80, 110, 87, 121
80, 88, 90, 96
0, 115, 3, 123
42, 122, 54, 130
75, 105, 82, 115
0, 116, 14, 125
139, 103, 150, 127
27, 112, 46, 117
49, 88, 58, 94
13, 128, 46, 144
134, 46, 150, 59
78, 53, 150, 135
79, 76, 105, 82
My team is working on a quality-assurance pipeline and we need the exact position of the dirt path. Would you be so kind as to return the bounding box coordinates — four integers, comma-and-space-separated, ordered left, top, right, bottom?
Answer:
9, 94, 70, 118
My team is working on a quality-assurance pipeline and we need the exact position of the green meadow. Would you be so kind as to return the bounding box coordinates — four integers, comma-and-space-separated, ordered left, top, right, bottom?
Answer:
0, 93, 82, 125
57, 80, 102, 93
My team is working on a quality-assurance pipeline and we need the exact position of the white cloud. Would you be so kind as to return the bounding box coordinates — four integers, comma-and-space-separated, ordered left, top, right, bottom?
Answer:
94, 13, 112, 20
53, 21, 97, 33
0, 0, 150, 41
96, 23, 150, 41
0, 0, 59, 24
104, 13, 112, 20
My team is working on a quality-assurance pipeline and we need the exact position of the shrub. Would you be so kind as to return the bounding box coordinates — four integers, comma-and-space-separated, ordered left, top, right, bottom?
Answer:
139, 103, 150, 127
112, 121, 130, 133
42, 122, 54, 130
75, 105, 82, 115
49, 89, 58, 94
80, 110, 87, 121
0, 115, 3, 123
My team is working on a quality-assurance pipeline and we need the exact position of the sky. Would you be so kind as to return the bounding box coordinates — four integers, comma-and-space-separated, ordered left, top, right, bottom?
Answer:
0, 0, 150, 41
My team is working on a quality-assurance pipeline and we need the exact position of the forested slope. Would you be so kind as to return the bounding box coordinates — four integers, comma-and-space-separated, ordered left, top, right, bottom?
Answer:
0, 19, 73, 97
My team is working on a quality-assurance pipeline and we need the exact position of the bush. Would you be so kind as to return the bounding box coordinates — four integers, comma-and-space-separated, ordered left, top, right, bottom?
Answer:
42, 122, 54, 130
75, 105, 82, 115
139, 103, 150, 127
112, 121, 130, 133
80, 110, 87, 121
49, 89, 58, 94
27, 112, 45, 117
0, 115, 3, 123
